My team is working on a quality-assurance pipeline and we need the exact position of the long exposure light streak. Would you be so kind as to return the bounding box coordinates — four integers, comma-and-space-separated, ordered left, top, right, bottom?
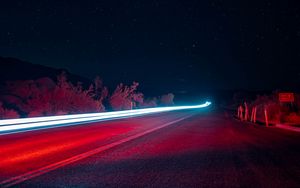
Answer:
0, 101, 211, 134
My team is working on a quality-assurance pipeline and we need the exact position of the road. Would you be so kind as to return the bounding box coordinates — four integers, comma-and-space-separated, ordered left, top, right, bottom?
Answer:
1, 109, 300, 187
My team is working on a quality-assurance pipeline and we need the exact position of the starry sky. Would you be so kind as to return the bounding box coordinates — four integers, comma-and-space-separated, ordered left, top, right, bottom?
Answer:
1, 0, 300, 97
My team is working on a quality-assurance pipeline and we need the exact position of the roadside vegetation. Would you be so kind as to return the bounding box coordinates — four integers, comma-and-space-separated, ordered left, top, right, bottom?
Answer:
0, 72, 174, 119
234, 91, 300, 125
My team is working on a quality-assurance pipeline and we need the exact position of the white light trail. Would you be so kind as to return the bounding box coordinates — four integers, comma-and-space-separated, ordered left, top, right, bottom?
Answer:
0, 108, 144, 126
0, 101, 211, 134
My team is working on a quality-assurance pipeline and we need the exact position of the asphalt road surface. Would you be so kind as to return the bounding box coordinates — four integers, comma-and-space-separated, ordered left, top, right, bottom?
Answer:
1, 109, 300, 188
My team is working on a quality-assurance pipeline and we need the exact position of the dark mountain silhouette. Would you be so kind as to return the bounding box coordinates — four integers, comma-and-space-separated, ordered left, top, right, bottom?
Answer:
0, 56, 92, 87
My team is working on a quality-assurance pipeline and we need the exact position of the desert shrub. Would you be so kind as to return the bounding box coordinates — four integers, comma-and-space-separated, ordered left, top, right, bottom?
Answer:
3, 72, 105, 117
295, 93, 300, 111
250, 93, 281, 123
283, 112, 300, 124
109, 82, 143, 110
28, 110, 44, 117
51, 74, 104, 114
93, 76, 109, 101
4, 79, 53, 114
160, 93, 174, 106
0, 102, 19, 119
1, 71, 173, 117
140, 97, 158, 108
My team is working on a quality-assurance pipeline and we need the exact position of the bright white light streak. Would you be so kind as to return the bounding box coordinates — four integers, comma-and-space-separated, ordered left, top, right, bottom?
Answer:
0, 108, 144, 126
0, 101, 211, 134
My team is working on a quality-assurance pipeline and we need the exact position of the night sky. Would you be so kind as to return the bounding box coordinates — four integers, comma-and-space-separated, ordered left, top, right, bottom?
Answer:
1, 1, 300, 97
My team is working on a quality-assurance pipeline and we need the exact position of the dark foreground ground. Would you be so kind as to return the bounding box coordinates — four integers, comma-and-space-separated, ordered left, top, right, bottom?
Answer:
1, 109, 300, 188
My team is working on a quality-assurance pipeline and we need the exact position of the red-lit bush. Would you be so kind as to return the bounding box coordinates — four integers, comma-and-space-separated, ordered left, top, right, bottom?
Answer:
0, 102, 19, 119
50, 73, 105, 115
160, 93, 174, 106
249, 93, 281, 123
2, 73, 105, 117
283, 112, 300, 124
295, 93, 300, 111
0, 72, 175, 119
4, 78, 55, 115
140, 97, 158, 108
93, 76, 109, 101
109, 82, 144, 110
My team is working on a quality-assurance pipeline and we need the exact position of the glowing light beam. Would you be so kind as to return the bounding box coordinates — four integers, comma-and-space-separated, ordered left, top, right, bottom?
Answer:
0, 101, 211, 135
